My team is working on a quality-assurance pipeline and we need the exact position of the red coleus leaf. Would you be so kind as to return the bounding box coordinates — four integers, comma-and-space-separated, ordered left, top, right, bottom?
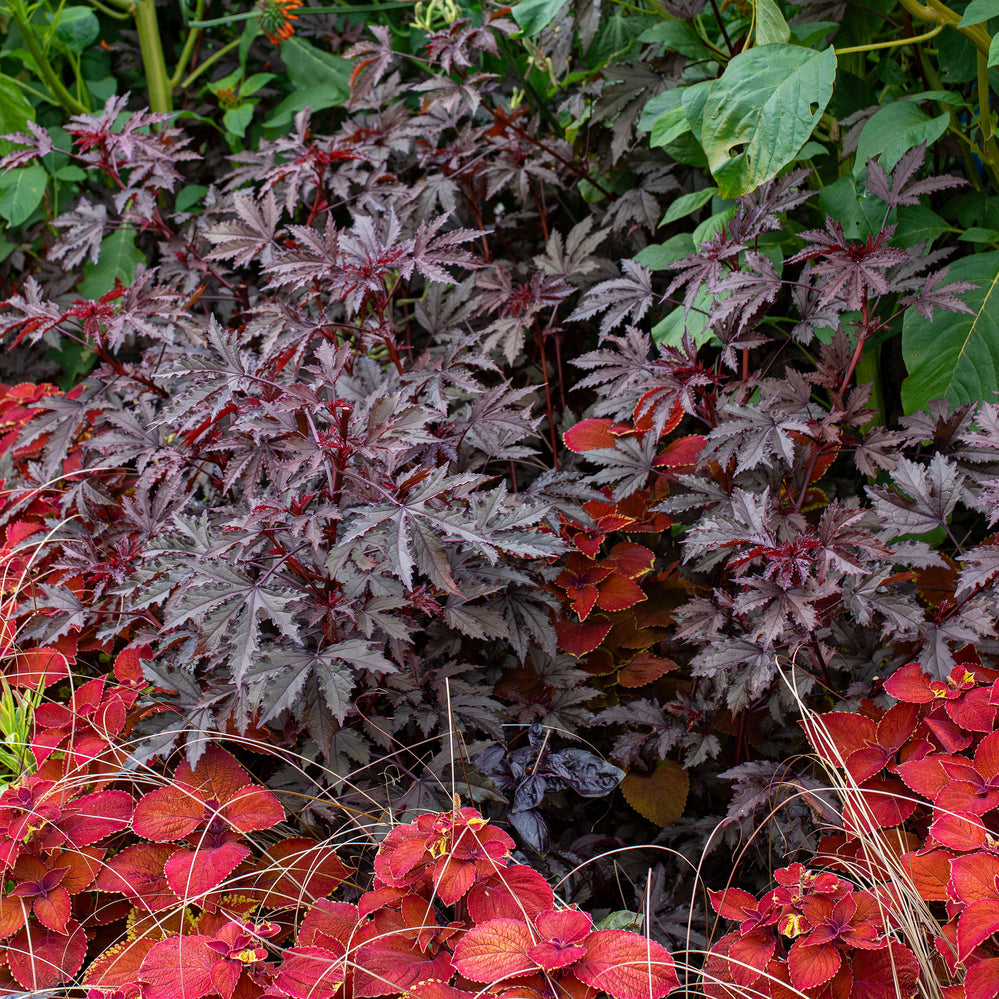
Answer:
652, 434, 705, 473
842, 776, 915, 834
96, 842, 181, 911
354, 920, 455, 998
140, 935, 216, 999
555, 616, 611, 657
605, 543, 655, 580
573, 929, 679, 999
466, 864, 556, 922
82, 937, 156, 993
727, 929, 776, 987
967, 957, 999, 999
787, 940, 841, 990
617, 652, 677, 688
594, 574, 647, 613
564, 419, 616, 452
957, 897, 999, 960
132, 785, 206, 841
452, 917, 538, 981
59, 788, 134, 846
271, 946, 346, 999
297, 898, 360, 952
165, 841, 251, 899
931, 811, 990, 852
849, 942, 919, 999
949, 851, 999, 904
901, 848, 956, 901
7, 919, 88, 990
255, 838, 351, 907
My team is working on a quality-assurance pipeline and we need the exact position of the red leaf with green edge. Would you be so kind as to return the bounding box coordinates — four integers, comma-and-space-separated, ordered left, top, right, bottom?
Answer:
221, 783, 284, 834
787, 940, 841, 990
849, 942, 919, 999
255, 838, 351, 907
573, 929, 679, 999
949, 851, 999, 903
556, 616, 611, 657
901, 848, 954, 902
595, 574, 646, 613
467, 865, 555, 922
32, 885, 71, 933
132, 785, 205, 841
59, 789, 133, 846
967, 957, 999, 999
140, 935, 215, 999
931, 811, 989, 852
165, 842, 251, 899
726, 929, 776, 987
652, 434, 705, 470
451, 918, 538, 981
957, 898, 999, 959
7, 919, 87, 990
297, 898, 359, 951
83, 937, 156, 993
618, 652, 677, 688
175, 746, 253, 803
708, 888, 759, 922
842, 776, 916, 834
803, 711, 877, 765
606, 543, 655, 580
354, 932, 454, 998
271, 946, 346, 999
564, 419, 616, 452
96, 842, 181, 910
884, 662, 939, 703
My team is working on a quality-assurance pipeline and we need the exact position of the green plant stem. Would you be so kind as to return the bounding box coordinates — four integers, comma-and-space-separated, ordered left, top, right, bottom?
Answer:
179, 37, 241, 89
133, 0, 172, 112
169, 0, 204, 88
853, 345, 886, 428
895, 0, 992, 57
84, 0, 133, 20
977, 52, 999, 188
5, 0, 88, 113
834, 21, 942, 54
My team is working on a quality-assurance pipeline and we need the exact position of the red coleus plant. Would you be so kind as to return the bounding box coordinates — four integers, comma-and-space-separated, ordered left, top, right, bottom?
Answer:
790, 648, 999, 999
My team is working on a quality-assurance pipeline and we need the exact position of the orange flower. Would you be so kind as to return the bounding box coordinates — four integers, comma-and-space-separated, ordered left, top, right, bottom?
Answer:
255, 0, 302, 45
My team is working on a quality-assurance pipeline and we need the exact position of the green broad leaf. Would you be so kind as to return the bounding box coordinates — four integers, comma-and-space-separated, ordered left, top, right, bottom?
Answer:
755, 0, 790, 45
176, 184, 209, 213
587, 12, 652, 67
790, 20, 837, 46
937, 26, 978, 83
595, 911, 643, 931
54, 164, 86, 182
511, 0, 568, 34
817, 175, 889, 241
224, 101, 256, 138
958, 0, 999, 27
0, 240, 16, 264
0, 164, 47, 227
652, 291, 718, 349
693, 206, 736, 245
650, 106, 691, 147
681, 79, 713, 144
853, 102, 949, 177
907, 89, 968, 105
0, 74, 34, 155
78, 228, 145, 299
240, 72, 275, 96
901, 251, 999, 413
661, 187, 717, 226
48, 6, 100, 52
638, 20, 712, 58
280, 36, 351, 99
959, 226, 999, 242
700, 44, 836, 199
989, 33, 999, 67
894, 204, 954, 248
635, 233, 695, 269
239, 19, 260, 68
44, 339, 96, 390
638, 90, 682, 132
794, 140, 828, 161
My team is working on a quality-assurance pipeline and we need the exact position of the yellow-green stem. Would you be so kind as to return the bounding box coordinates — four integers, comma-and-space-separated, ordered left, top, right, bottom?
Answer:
977, 52, 999, 188
169, 0, 204, 88
834, 22, 942, 54
179, 36, 241, 89
133, 0, 172, 112
6, 0, 88, 113
896, 0, 992, 56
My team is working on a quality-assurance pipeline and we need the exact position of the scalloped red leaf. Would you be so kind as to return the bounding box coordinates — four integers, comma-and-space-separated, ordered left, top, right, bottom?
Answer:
271, 946, 346, 999
59, 789, 133, 846
606, 543, 655, 580
932, 811, 989, 852
132, 785, 206, 841
849, 942, 919, 999
96, 842, 181, 911
175, 746, 252, 802
883, 662, 936, 703
967, 957, 999, 999
804, 712, 877, 765
901, 848, 955, 902
83, 937, 156, 994
221, 784, 284, 834
354, 932, 454, 998
467, 865, 555, 922
527, 941, 585, 970
140, 935, 215, 999
618, 652, 677, 688
652, 434, 705, 471
564, 420, 615, 452
32, 885, 71, 934
452, 918, 538, 981
165, 842, 250, 899
7, 919, 87, 990
556, 616, 611, 657
957, 898, 999, 959
595, 574, 646, 613
842, 776, 915, 834
787, 940, 840, 991
726, 929, 776, 988
950, 851, 999, 903
573, 930, 678, 999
